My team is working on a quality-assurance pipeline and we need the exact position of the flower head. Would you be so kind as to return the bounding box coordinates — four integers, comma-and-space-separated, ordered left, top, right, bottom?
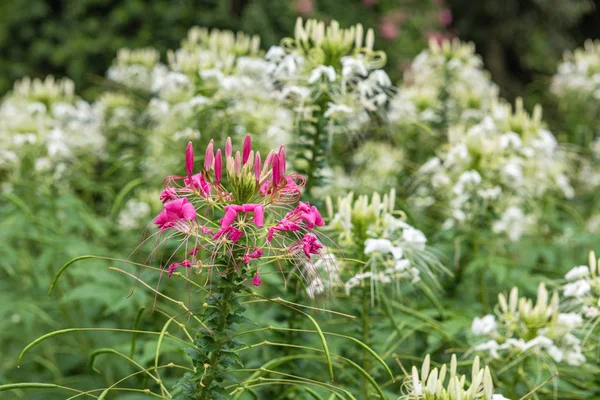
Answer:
151, 134, 331, 287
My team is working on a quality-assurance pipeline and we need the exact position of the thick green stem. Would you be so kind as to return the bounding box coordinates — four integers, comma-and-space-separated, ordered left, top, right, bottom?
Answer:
194, 272, 246, 400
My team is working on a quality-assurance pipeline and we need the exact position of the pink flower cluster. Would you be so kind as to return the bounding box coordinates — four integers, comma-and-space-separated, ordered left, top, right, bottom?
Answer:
151, 135, 328, 287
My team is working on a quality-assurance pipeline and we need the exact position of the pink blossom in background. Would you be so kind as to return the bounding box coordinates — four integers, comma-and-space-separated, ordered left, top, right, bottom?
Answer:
439, 8, 453, 27
296, 0, 314, 16
362, 0, 377, 7
380, 20, 399, 40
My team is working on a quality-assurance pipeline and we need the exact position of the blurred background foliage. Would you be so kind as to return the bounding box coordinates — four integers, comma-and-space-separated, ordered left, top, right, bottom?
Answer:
2, 0, 598, 100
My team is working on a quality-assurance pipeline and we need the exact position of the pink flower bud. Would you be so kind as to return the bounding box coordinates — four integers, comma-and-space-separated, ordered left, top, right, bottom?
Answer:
215, 149, 222, 184
254, 151, 261, 183
234, 151, 241, 174
204, 140, 214, 170
272, 156, 280, 188
242, 134, 252, 164
225, 137, 232, 158
262, 150, 275, 176
185, 142, 194, 177
278, 146, 286, 180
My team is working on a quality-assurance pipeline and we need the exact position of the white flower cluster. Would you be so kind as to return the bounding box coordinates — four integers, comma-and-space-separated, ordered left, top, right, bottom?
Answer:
105, 27, 293, 182
551, 39, 600, 103
0, 76, 104, 188
265, 18, 393, 134
389, 38, 498, 127
472, 284, 586, 367
323, 190, 432, 296
412, 99, 573, 241
400, 354, 510, 400
562, 251, 600, 320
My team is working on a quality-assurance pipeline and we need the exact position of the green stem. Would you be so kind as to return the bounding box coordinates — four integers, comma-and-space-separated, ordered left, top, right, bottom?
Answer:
361, 286, 371, 400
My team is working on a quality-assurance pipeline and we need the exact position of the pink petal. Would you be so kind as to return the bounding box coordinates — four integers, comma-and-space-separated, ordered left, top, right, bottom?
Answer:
186, 142, 194, 177
242, 134, 252, 164
181, 202, 197, 221
215, 149, 222, 184
251, 272, 262, 286
204, 139, 214, 170
225, 137, 232, 158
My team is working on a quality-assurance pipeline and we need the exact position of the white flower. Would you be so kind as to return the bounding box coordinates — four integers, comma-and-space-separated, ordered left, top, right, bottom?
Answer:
557, 313, 583, 330
364, 238, 403, 260
308, 65, 336, 83
472, 315, 497, 335
401, 227, 427, 250
583, 306, 600, 319
565, 265, 590, 281
564, 280, 591, 298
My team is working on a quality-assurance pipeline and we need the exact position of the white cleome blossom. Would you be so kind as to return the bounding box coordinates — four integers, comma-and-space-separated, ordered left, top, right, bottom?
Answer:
400, 354, 511, 400
411, 99, 572, 241
471, 283, 587, 368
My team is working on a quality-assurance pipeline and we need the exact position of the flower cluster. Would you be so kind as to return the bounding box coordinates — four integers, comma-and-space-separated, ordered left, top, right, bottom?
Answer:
105, 26, 292, 183
400, 354, 510, 400
152, 135, 329, 286
389, 38, 499, 128
561, 251, 600, 320
265, 18, 394, 133
551, 39, 600, 104
411, 99, 573, 241
471, 283, 586, 367
0, 76, 104, 190
314, 190, 435, 298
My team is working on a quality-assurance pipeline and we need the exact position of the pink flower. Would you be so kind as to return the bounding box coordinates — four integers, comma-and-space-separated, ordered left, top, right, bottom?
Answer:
228, 227, 243, 243
296, 0, 313, 15
267, 221, 301, 242
243, 248, 264, 264
439, 8, 453, 27
167, 259, 192, 277
300, 234, 323, 259
160, 187, 177, 203
362, 0, 377, 7
189, 247, 199, 256
184, 173, 211, 197
380, 20, 399, 40
155, 198, 197, 232
201, 226, 214, 235
267, 201, 324, 242
251, 272, 262, 286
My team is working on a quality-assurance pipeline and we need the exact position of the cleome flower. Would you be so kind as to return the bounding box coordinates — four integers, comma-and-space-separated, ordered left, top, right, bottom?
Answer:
471, 283, 586, 367
411, 99, 573, 241
562, 251, 600, 320
0, 75, 104, 190
389, 37, 499, 129
151, 134, 329, 286
308, 189, 440, 299
400, 354, 511, 400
